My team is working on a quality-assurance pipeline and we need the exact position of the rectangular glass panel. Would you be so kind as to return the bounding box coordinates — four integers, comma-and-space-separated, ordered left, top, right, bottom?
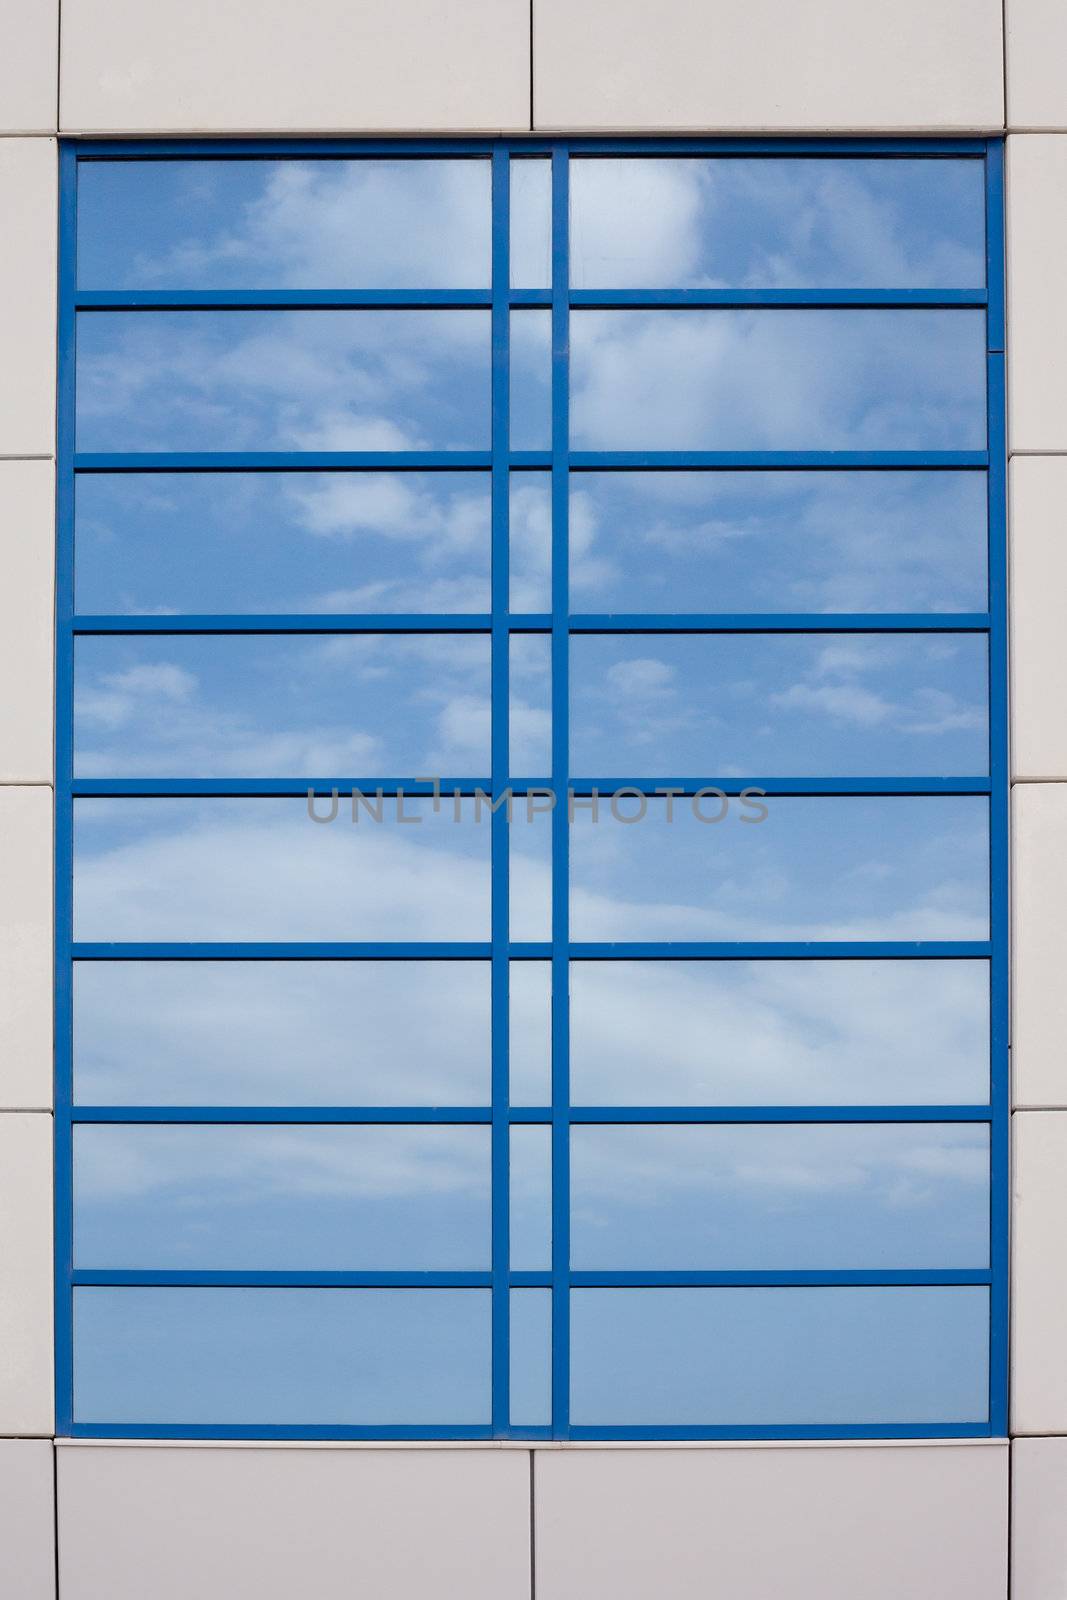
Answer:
73, 1287, 490, 1425
510, 310, 552, 451
570, 634, 988, 778
77, 158, 492, 289
570, 310, 986, 451
510, 1289, 552, 1427
570, 1124, 989, 1270
569, 1287, 989, 1426
510, 1125, 552, 1272
76, 310, 491, 452
569, 959, 989, 1106
569, 796, 989, 941
511, 796, 552, 942
510, 471, 551, 613
509, 961, 552, 1106
74, 472, 492, 615
570, 157, 985, 289
568, 470, 988, 614
511, 634, 552, 776
74, 1125, 491, 1270
74, 797, 492, 941
510, 159, 552, 289
75, 634, 491, 777
73, 959, 491, 1106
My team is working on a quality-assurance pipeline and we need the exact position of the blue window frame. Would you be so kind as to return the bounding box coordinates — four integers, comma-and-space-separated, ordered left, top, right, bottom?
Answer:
55, 137, 1007, 1441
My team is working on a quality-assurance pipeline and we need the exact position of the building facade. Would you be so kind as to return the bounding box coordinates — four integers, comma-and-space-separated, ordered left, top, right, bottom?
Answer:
0, 2, 1065, 1594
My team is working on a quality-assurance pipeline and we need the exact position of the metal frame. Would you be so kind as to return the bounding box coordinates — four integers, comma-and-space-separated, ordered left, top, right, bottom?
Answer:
54, 136, 1008, 1442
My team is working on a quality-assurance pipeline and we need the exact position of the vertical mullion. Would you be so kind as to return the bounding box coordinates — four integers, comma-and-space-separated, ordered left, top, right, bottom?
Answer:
54, 145, 79, 1437
549, 147, 571, 1439
984, 138, 1009, 1438
490, 150, 511, 1435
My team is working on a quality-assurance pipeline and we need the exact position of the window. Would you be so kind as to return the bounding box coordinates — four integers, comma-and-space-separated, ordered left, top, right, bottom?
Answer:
57, 138, 1006, 1440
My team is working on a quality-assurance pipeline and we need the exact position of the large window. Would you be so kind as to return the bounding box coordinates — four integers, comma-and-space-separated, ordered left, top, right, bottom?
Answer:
56, 139, 1006, 1440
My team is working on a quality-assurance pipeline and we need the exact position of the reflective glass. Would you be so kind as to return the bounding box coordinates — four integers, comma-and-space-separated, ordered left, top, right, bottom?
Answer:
570, 310, 986, 451
77, 158, 491, 288
510, 472, 552, 613
74, 472, 492, 615
73, 797, 492, 941
511, 797, 553, 941
510, 1125, 552, 1272
510, 159, 552, 289
569, 796, 989, 941
570, 634, 988, 777
73, 960, 491, 1106
511, 634, 552, 775
74, 1125, 491, 1270
570, 157, 985, 289
509, 961, 552, 1106
568, 959, 989, 1105
569, 1287, 989, 1425
570, 1124, 989, 1270
75, 634, 491, 777
510, 310, 552, 451
76, 310, 491, 452
74, 1287, 491, 1425
510, 1289, 552, 1427
568, 471, 988, 614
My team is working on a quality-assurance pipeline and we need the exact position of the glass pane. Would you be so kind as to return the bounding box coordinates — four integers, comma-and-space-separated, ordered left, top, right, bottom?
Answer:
74, 797, 492, 941
510, 159, 552, 289
510, 1125, 552, 1271
570, 157, 985, 289
74, 960, 492, 1106
74, 1287, 490, 1425
570, 1124, 989, 1270
77, 158, 491, 289
75, 1124, 491, 1270
75, 472, 492, 615
510, 310, 552, 451
511, 796, 553, 942
510, 472, 551, 613
569, 795, 988, 941
510, 1289, 552, 1427
75, 635, 491, 778
568, 471, 987, 614
77, 310, 491, 452
569, 959, 989, 1106
511, 634, 552, 776
570, 634, 988, 778
510, 961, 552, 1106
569, 1287, 989, 1426
570, 310, 986, 451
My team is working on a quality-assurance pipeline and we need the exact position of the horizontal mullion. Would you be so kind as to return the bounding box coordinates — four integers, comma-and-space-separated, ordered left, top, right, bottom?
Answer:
72, 138, 987, 158
66, 1422, 991, 1442
70, 1104, 988, 1126
70, 776, 990, 797
74, 451, 496, 472
568, 451, 988, 470
72, 613, 553, 635
69, 940, 989, 961
71, 1270, 493, 1287
70, 1424, 501, 1441
68, 1268, 989, 1289
569, 288, 987, 308
568, 612, 991, 633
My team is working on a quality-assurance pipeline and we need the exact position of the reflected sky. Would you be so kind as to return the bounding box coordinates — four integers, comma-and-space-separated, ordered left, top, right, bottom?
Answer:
510, 961, 552, 1105
570, 1124, 988, 1271
570, 310, 986, 451
571, 634, 988, 777
511, 311, 552, 451
569, 960, 989, 1106
569, 1287, 989, 1425
74, 1124, 491, 1270
569, 796, 989, 941
568, 470, 988, 614
510, 1125, 552, 1271
570, 158, 985, 289
511, 160, 552, 289
74, 1287, 491, 1425
510, 1289, 552, 1426
76, 310, 490, 452
77, 158, 492, 289
75, 472, 493, 615
73, 960, 492, 1106
73, 798, 492, 941
74, 634, 493, 777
